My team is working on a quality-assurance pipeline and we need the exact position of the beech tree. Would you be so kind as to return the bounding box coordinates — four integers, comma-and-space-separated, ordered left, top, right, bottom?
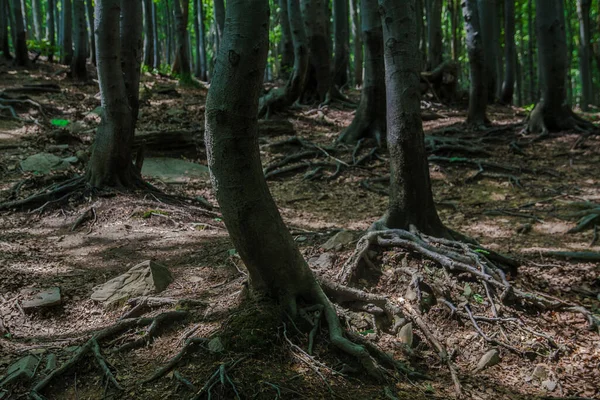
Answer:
333, 0, 349, 87
300, 0, 331, 103
1, 0, 12, 60
349, 0, 362, 87
9, 0, 28, 66
279, 0, 293, 74
463, 0, 488, 126
143, 0, 155, 69
171, 0, 193, 84
71, 0, 87, 80
193, 0, 207, 80
45, 0, 55, 62
61, 0, 73, 65
500, 0, 516, 105
426, 0, 443, 70
477, 0, 498, 103
577, 0, 592, 111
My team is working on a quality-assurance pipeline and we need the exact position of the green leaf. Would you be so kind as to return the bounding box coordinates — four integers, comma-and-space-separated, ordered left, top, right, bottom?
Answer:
463, 283, 472, 297
227, 248, 237, 256
214, 217, 223, 222
359, 329, 374, 336
50, 119, 70, 127
474, 248, 490, 255
473, 294, 484, 304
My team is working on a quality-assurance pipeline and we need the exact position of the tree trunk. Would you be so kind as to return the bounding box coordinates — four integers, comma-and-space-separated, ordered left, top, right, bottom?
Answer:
565, 1, 573, 105
279, 0, 294, 75
258, 0, 309, 116
142, 0, 154, 69
338, 0, 385, 144
10, 0, 28, 66
193, 0, 207, 80
349, 0, 362, 87
31, 0, 42, 40
165, 0, 172, 65
205, 0, 378, 377
462, 0, 488, 126
152, 0, 161, 68
376, 0, 447, 237
300, 0, 331, 103
333, 0, 349, 88
87, 0, 143, 188
477, 0, 498, 103
527, 0, 534, 104
1, 0, 11, 60
500, 0, 515, 104
71, 0, 87, 80
417, 0, 426, 68
19, 0, 28, 32
172, 0, 192, 83
577, 0, 593, 111
426, 0, 442, 70
85, 0, 96, 65
213, 0, 225, 50
448, 0, 461, 61
61, 0, 73, 65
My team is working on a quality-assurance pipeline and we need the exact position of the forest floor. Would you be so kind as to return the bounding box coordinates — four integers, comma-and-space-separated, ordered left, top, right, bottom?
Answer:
0, 61, 599, 400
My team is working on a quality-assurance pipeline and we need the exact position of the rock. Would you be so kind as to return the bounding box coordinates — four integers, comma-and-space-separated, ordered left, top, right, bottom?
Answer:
0, 355, 39, 386
141, 157, 210, 184
321, 230, 355, 251
46, 144, 69, 152
531, 364, 548, 380
397, 322, 413, 348
20, 287, 62, 310
208, 337, 224, 353
541, 379, 557, 391
20, 153, 70, 174
62, 156, 79, 164
308, 252, 336, 270
90, 260, 173, 306
474, 349, 500, 372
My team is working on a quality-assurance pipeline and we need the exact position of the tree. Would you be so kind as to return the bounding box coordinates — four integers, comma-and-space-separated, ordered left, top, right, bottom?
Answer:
349, 0, 362, 87
193, 0, 207, 80
143, 0, 155, 69
527, 0, 594, 134
10, 0, 28, 66
87, 0, 143, 188
213, 0, 225, 51
463, 0, 488, 126
31, 0, 42, 40
577, 0, 593, 111
477, 0, 498, 103
279, 0, 293, 75
152, 0, 161, 69
426, 0, 443, 70
338, 0, 385, 144
500, 0, 516, 104
205, 0, 380, 378
45, 0, 55, 61
333, 0, 349, 87
171, 0, 193, 84
61, 0, 73, 65
374, 0, 448, 237
1, 0, 11, 60
300, 0, 331, 103
86, 0, 96, 65
71, 0, 87, 80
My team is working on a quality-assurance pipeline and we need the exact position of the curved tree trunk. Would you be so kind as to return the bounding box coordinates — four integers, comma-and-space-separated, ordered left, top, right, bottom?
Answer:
172, 0, 192, 83
376, 0, 447, 237
338, 0, 385, 145
193, 0, 207, 80
71, 0, 87, 81
349, 0, 362, 87
426, 0, 442, 70
300, 0, 331, 103
528, 0, 593, 134
86, 0, 96, 65
477, 0, 498, 103
279, 0, 294, 75
143, 0, 155, 69
500, 0, 515, 104
258, 0, 309, 116
463, 0, 488, 126
577, 0, 592, 111
333, 0, 349, 88
61, 0, 73, 65
9, 0, 28, 66
206, 0, 378, 377
87, 0, 143, 188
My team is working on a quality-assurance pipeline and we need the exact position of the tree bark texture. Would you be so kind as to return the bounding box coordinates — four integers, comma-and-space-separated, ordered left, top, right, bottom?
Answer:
71, 0, 87, 80
349, 0, 362, 87
61, 0, 72, 65
10, 0, 28, 66
477, 0, 498, 103
193, 0, 207, 80
333, 0, 349, 87
527, 0, 535, 103
32, 0, 42, 40
213, 0, 225, 51
462, 0, 488, 126
152, 0, 161, 68
172, 0, 192, 82
300, 0, 331, 103
143, 0, 155, 69
426, 0, 442, 70
577, 0, 593, 111
279, 0, 294, 75
86, 0, 96, 65
500, 0, 515, 104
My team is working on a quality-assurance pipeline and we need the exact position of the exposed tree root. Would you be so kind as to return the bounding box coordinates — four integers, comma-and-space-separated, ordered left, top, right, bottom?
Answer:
190, 357, 246, 400
526, 104, 599, 139
142, 337, 208, 383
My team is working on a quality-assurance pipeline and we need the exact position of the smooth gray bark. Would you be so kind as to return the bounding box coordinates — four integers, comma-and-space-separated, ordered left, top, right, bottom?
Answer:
213, 0, 225, 50
500, 0, 515, 104
172, 0, 192, 82
477, 0, 498, 103
338, 0, 385, 144
193, 0, 207, 80
10, 0, 28, 66
279, 0, 293, 74
527, 0, 535, 103
448, 0, 461, 61
463, 0, 488, 126
71, 0, 87, 80
577, 0, 593, 111
152, 0, 160, 68
143, 0, 154, 69
377, 0, 446, 237
333, 0, 349, 87
300, 0, 331, 103
32, 0, 42, 40
61, 0, 73, 65
426, 0, 442, 70
86, 0, 96, 65
165, 0, 172, 65
349, 0, 362, 86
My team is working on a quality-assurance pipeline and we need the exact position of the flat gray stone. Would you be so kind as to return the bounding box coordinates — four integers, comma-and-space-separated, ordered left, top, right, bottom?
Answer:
20, 153, 70, 174
141, 157, 209, 184
0, 355, 39, 386
90, 260, 173, 306
308, 252, 336, 270
208, 337, 224, 353
321, 230, 355, 251
20, 287, 61, 310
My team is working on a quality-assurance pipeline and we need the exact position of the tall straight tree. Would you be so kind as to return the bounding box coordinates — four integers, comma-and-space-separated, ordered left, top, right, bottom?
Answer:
88, 0, 143, 188
528, 0, 594, 134
477, 0, 498, 102
426, 0, 443, 70
152, 0, 161, 69
279, 0, 293, 74
171, 0, 192, 83
300, 0, 331, 103
31, 0, 42, 40
333, 0, 349, 87
205, 0, 380, 378
338, 0, 385, 144
193, 0, 207, 80
375, 0, 448, 237
1, 0, 11, 60
61, 0, 73, 65
71, 0, 87, 80
86, 0, 96, 65
463, 0, 488, 126
349, 0, 362, 87
500, 0, 516, 104
143, 0, 155, 69
577, 0, 593, 111
213, 0, 225, 50
9, 0, 28, 66
45, 0, 54, 61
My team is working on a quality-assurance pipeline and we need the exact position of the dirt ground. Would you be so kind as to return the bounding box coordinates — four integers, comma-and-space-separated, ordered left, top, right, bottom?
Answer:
1, 61, 599, 400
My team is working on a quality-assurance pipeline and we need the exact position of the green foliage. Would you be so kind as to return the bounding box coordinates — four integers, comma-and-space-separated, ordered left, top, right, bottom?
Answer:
50, 119, 70, 127
26, 39, 59, 56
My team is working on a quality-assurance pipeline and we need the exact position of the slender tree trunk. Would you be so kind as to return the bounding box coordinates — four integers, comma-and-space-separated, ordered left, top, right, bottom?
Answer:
10, 0, 28, 66
577, 0, 593, 111
426, 0, 442, 70
143, 0, 154, 69
165, 0, 172, 65
494, 0, 503, 98
448, 0, 461, 61
206, 0, 378, 377
500, 0, 515, 104
87, 0, 143, 188
338, 0, 385, 144
213, 0, 225, 50
85, 0, 96, 65
527, 0, 534, 103
417, 0, 426, 68
565, 1, 573, 105
19, 0, 28, 32
31, 0, 42, 40
61, 0, 72, 65
152, 0, 160, 68
1, 0, 11, 59
172, 0, 192, 83
333, 0, 349, 87
477, 0, 498, 103
71, 0, 87, 80
349, 0, 362, 87
462, 0, 488, 126
376, 0, 447, 237
300, 0, 331, 103
279, 0, 294, 75
193, 0, 207, 80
